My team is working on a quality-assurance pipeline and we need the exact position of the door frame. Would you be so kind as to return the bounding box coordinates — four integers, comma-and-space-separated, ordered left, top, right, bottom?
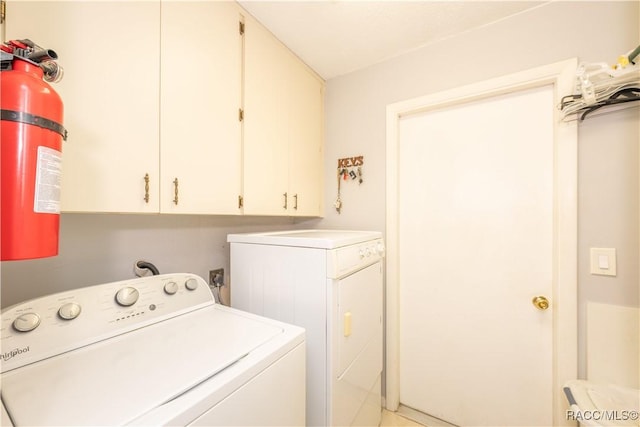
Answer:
385, 59, 578, 426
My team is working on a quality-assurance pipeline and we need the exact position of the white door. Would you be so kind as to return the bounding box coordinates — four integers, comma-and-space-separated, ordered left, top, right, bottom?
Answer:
397, 85, 554, 426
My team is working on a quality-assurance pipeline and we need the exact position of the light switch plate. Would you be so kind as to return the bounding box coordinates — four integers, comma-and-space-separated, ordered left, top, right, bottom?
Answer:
590, 248, 617, 276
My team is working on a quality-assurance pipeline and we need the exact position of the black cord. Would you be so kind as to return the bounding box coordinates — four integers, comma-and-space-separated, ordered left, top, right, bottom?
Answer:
580, 97, 639, 120
610, 87, 640, 99
577, 87, 640, 121
136, 260, 160, 276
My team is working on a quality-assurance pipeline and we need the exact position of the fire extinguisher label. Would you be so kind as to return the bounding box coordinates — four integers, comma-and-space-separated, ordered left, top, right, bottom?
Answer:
34, 146, 62, 214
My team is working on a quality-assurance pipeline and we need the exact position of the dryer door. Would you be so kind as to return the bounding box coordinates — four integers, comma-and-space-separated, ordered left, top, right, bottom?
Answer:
337, 261, 383, 376
333, 261, 383, 426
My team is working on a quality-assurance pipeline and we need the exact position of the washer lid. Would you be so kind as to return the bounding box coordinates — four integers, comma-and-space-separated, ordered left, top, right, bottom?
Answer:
227, 229, 382, 249
1, 305, 283, 426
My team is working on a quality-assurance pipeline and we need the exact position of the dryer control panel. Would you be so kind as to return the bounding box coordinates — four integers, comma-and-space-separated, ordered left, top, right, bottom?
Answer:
327, 238, 385, 279
0, 273, 214, 373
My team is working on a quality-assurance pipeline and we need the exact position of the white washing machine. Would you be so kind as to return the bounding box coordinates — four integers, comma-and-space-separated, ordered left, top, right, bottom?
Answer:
0, 273, 305, 426
228, 229, 384, 426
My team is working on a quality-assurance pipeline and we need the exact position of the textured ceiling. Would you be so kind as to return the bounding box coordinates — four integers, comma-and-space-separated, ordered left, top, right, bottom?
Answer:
238, 1, 548, 80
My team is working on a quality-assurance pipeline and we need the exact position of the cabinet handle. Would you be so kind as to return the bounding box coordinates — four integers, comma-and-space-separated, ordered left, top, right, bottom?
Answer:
283, 192, 288, 209
294, 193, 298, 210
173, 178, 179, 205
143, 173, 150, 203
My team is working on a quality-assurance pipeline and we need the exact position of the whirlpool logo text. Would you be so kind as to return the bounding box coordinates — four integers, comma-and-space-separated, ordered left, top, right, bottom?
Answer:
1, 346, 30, 362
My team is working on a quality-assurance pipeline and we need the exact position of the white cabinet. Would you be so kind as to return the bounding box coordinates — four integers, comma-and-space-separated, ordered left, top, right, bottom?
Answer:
286, 56, 324, 217
5, 1, 161, 213
243, 15, 324, 216
160, 1, 242, 214
5, 2, 323, 217
243, 17, 289, 215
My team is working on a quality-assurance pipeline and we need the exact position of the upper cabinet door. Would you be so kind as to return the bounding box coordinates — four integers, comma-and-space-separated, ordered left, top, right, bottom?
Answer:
287, 57, 324, 217
243, 14, 325, 217
160, 1, 243, 214
5, 1, 161, 213
243, 15, 290, 215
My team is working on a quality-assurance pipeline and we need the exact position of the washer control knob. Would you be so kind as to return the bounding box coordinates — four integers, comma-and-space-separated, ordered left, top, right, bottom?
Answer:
58, 302, 82, 320
376, 242, 385, 255
115, 287, 139, 306
164, 281, 178, 295
13, 312, 41, 332
359, 249, 365, 259
185, 278, 198, 291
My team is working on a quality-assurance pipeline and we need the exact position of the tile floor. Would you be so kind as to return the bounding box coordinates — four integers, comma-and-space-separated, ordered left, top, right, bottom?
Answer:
380, 410, 425, 427
380, 406, 459, 427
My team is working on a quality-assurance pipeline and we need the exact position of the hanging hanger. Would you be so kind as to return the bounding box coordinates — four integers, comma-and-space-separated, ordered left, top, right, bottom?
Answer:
560, 44, 640, 121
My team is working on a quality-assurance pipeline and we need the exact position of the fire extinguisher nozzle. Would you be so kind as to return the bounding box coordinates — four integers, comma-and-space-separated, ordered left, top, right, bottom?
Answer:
28, 48, 58, 63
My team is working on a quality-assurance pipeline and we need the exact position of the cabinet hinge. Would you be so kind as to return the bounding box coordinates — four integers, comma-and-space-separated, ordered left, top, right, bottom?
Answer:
239, 21, 245, 36
238, 195, 244, 209
238, 108, 244, 122
1, 1, 6, 24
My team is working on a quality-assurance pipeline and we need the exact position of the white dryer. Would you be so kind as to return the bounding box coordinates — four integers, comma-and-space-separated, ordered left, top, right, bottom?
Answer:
0, 273, 305, 426
228, 230, 384, 427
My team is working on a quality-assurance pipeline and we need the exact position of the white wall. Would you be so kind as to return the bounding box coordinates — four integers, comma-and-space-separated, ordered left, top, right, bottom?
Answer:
320, 1, 639, 379
1, 214, 321, 307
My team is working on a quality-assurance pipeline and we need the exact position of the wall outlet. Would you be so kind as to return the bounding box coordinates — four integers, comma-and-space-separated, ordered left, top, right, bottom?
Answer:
209, 268, 224, 286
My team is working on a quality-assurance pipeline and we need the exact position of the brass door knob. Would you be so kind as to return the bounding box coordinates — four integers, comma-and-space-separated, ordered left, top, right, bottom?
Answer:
532, 295, 550, 310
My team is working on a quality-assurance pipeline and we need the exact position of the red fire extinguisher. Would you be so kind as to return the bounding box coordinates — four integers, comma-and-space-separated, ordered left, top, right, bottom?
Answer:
1, 39, 67, 261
